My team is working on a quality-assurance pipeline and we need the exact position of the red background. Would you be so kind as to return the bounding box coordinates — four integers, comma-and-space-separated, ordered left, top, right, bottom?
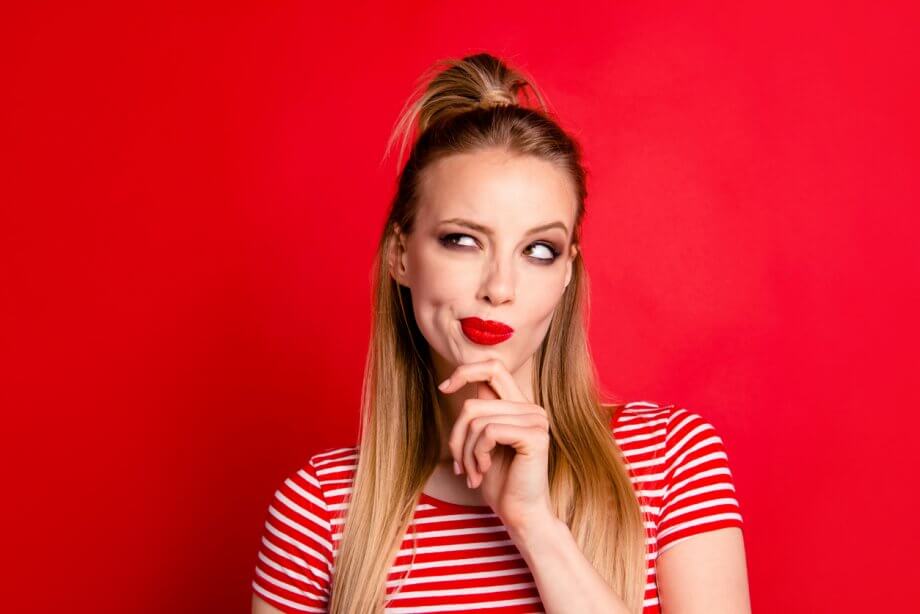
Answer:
3, 2, 918, 612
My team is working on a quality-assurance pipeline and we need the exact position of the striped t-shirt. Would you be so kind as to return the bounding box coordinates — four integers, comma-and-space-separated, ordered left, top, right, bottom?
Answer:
252, 401, 745, 613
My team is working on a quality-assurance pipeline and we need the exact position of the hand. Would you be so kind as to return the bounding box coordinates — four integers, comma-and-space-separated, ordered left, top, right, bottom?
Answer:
438, 355, 554, 531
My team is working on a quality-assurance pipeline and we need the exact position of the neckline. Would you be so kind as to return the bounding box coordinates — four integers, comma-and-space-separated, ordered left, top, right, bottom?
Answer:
419, 491, 494, 513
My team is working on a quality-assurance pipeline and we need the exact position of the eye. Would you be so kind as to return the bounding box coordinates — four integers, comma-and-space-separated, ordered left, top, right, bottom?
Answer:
438, 233, 478, 249
526, 242, 561, 263
438, 233, 561, 265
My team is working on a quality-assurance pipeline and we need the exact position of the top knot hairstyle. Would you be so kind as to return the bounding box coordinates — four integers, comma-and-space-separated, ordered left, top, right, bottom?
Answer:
383, 53, 587, 247
329, 53, 649, 614
385, 53, 552, 161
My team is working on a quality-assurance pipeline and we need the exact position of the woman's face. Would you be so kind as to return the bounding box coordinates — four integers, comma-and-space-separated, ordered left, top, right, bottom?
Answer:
389, 147, 579, 383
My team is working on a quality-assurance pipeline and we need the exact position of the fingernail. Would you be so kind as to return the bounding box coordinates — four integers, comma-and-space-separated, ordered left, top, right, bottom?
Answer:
466, 476, 472, 488
453, 460, 461, 475
438, 378, 450, 391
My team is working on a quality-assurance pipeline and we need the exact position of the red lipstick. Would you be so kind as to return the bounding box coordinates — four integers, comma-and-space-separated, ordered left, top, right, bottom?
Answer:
459, 317, 514, 346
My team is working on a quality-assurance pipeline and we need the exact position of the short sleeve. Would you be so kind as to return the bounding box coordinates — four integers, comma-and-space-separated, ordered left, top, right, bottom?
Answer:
656, 409, 744, 555
251, 456, 335, 613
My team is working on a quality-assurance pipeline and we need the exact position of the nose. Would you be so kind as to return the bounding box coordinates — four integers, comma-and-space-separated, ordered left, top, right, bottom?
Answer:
478, 257, 515, 305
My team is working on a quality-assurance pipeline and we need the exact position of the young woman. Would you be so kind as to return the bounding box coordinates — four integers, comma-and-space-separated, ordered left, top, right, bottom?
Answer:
251, 53, 751, 614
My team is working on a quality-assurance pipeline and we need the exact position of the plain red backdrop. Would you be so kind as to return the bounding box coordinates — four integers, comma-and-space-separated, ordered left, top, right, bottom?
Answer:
3, 2, 918, 612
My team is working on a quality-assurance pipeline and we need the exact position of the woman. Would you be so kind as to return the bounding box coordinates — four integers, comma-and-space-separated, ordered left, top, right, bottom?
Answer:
252, 53, 751, 613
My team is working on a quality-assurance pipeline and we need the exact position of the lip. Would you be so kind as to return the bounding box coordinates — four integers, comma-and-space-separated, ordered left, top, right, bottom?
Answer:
459, 317, 514, 346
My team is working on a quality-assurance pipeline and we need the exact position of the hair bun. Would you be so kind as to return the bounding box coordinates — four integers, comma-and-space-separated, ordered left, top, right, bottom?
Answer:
384, 52, 550, 168
477, 87, 516, 109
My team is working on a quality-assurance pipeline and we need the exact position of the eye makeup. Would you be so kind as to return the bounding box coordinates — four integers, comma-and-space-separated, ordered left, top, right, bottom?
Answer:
437, 232, 561, 265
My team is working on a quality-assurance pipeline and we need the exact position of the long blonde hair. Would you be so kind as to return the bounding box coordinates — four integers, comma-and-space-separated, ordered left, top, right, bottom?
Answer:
328, 52, 650, 614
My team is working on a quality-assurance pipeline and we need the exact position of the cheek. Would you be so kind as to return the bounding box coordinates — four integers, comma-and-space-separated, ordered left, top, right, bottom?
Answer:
518, 278, 565, 338
406, 250, 473, 335
519, 267, 567, 312
407, 246, 478, 304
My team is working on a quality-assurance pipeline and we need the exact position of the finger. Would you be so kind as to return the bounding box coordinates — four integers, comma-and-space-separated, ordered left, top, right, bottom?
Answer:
448, 398, 534, 476
439, 358, 529, 403
463, 412, 549, 485
477, 381, 498, 401
470, 423, 551, 488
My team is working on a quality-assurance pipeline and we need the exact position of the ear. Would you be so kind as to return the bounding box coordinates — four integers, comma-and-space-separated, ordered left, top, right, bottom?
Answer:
563, 242, 578, 289
387, 223, 411, 287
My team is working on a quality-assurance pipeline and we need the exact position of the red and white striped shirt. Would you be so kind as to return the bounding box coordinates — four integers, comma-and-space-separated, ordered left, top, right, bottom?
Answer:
252, 401, 745, 612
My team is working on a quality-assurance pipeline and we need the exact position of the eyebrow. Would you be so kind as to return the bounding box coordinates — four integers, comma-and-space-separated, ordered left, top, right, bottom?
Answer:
439, 217, 569, 237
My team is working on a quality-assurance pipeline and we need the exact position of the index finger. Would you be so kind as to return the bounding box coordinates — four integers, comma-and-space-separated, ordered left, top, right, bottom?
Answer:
441, 356, 529, 404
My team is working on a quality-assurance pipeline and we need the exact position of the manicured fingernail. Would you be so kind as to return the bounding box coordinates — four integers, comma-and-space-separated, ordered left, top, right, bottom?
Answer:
438, 378, 450, 391
466, 476, 472, 488
453, 460, 461, 475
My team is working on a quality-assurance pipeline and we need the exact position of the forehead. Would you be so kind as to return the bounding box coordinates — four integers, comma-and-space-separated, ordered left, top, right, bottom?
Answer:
416, 148, 577, 232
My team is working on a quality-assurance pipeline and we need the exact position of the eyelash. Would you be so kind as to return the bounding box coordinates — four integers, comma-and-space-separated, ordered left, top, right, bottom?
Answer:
438, 233, 561, 264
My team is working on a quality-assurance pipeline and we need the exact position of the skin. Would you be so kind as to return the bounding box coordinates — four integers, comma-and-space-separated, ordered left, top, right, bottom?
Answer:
389, 147, 579, 508
252, 146, 751, 613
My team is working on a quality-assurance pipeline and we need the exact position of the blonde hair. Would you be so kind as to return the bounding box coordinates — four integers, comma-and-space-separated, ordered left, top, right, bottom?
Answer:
328, 52, 649, 614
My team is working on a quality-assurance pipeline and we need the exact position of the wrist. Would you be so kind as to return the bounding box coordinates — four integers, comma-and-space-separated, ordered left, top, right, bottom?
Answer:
505, 510, 567, 547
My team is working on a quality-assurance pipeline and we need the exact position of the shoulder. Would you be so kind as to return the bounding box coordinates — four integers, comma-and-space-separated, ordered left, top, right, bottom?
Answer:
607, 401, 735, 468
608, 402, 740, 506
301, 445, 359, 492
307, 445, 359, 470
261, 445, 358, 537
607, 399, 676, 443
606, 400, 675, 468
607, 401, 726, 441
266, 445, 358, 508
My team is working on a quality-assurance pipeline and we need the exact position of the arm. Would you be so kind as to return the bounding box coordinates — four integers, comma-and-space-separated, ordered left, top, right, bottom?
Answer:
250, 457, 334, 613
252, 594, 287, 614
655, 409, 750, 612
656, 527, 751, 613
507, 514, 632, 614
508, 515, 752, 614
509, 409, 750, 613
